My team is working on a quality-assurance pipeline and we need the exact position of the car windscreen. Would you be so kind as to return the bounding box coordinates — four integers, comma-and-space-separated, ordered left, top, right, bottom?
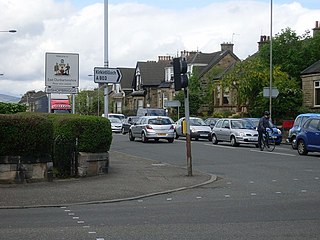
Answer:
148, 118, 172, 125
189, 118, 206, 126
231, 120, 251, 129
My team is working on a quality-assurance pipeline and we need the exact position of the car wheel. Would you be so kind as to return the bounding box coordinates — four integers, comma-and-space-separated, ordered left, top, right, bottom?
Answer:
297, 139, 308, 155
129, 131, 135, 141
212, 134, 218, 144
141, 132, 148, 143
167, 138, 174, 143
174, 131, 179, 139
230, 136, 239, 147
208, 135, 212, 142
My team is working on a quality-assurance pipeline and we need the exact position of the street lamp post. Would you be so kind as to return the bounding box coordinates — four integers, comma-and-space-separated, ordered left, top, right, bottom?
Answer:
0, 30, 17, 33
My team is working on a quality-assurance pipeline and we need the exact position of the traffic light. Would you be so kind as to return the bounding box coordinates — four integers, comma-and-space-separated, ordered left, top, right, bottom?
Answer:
172, 57, 188, 91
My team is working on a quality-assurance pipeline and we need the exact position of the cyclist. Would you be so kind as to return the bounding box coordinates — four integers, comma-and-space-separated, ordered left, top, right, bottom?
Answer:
257, 111, 273, 151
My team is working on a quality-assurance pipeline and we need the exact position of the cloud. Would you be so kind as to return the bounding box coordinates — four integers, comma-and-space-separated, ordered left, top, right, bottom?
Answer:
0, 0, 319, 96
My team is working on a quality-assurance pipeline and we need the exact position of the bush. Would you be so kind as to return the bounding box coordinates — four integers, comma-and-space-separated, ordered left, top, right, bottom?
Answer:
0, 102, 27, 114
0, 113, 53, 158
49, 114, 112, 152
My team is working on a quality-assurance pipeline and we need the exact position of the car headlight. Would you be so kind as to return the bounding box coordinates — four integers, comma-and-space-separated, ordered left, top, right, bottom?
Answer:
190, 127, 196, 133
277, 129, 281, 134
239, 132, 245, 137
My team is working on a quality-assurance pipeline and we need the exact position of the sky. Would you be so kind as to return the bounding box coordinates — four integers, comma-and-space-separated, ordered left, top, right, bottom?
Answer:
1, 0, 320, 97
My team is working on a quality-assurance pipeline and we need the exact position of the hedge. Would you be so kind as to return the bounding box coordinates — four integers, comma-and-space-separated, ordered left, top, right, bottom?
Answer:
0, 113, 53, 158
0, 112, 112, 158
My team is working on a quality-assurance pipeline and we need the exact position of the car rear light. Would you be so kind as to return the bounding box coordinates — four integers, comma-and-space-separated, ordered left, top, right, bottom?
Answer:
146, 125, 153, 129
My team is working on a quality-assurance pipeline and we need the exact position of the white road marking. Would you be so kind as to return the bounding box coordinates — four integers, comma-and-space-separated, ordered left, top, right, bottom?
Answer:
251, 193, 257, 196
250, 149, 296, 156
167, 198, 172, 201
225, 194, 230, 198
204, 144, 236, 149
301, 190, 307, 193
275, 192, 282, 194
196, 196, 202, 199
77, 221, 84, 224
73, 217, 79, 220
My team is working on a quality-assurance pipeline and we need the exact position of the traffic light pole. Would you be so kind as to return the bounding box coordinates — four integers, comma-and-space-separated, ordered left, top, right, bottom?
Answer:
184, 88, 192, 176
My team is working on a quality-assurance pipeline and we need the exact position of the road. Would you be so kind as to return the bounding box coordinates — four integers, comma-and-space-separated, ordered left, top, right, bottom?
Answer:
1, 134, 320, 240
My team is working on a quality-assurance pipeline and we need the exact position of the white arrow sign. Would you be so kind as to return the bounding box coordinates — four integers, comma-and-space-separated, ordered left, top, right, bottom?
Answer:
94, 67, 122, 83
263, 87, 279, 98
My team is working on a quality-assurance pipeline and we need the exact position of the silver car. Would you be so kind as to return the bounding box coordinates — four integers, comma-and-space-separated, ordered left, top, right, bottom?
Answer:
129, 116, 175, 143
175, 117, 212, 141
211, 118, 259, 147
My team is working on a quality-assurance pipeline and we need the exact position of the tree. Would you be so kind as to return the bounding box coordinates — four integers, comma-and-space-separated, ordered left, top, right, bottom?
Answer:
259, 27, 320, 84
221, 57, 302, 120
75, 89, 103, 115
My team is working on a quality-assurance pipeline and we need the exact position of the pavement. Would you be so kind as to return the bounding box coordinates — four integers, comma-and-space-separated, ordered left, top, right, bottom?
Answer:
0, 151, 216, 209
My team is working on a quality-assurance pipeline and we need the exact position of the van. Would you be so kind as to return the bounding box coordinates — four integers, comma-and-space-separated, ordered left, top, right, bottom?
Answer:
287, 113, 320, 148
136, 108, 167, 117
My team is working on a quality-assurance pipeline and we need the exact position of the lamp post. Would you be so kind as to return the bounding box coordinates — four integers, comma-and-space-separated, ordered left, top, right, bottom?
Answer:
269, 0, 273, 119
0, 29, 17, 33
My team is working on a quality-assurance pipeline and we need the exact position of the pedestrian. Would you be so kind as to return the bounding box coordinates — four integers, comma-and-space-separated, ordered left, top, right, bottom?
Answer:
257, 111, 273, 151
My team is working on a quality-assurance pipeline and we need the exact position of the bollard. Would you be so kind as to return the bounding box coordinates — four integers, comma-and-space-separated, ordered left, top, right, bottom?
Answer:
47, 162, 54, 182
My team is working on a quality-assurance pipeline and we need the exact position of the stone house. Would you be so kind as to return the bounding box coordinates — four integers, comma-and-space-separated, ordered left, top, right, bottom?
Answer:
300, 21, 320, 110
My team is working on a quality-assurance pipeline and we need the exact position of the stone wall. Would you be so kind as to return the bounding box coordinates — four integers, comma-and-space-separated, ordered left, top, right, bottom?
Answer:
77, 152, 109, 177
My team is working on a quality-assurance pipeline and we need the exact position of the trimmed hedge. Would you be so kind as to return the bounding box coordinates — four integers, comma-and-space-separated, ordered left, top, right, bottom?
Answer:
0, 113, 53, 158
48, 114, 112, 152
0, 113, 112, 157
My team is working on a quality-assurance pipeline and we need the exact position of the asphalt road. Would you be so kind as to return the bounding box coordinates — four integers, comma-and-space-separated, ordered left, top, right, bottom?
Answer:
1, 134, 319, 240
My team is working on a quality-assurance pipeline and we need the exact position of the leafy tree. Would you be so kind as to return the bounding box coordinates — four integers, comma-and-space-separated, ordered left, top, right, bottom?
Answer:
75, 89, 103, 116
221, 57, 302, 120
259, 27, 320, 84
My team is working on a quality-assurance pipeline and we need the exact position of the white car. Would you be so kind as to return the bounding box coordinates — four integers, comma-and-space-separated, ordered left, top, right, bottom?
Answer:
175, 117, 212, 141
108, 117, 123, 133
129, 116, 175, 143
211, 118, 259, 147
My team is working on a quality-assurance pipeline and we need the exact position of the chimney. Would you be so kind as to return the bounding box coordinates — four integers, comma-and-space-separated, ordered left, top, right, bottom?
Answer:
313, 21, 320, 37
221, 42, 234, 52
258, 35, 270, 51
158, 56, 172, 62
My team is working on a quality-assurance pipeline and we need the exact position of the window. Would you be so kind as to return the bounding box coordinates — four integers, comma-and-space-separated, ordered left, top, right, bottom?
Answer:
314, 81, 320, 106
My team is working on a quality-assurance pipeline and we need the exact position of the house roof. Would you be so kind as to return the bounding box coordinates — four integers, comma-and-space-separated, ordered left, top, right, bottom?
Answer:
118, 67, 135, 89
135, 60, 172, 86
301, 60, 320, 75
198, 50, 240, 79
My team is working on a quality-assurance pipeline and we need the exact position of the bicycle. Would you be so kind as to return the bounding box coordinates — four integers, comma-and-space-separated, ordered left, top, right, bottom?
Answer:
262, 132, 276, 152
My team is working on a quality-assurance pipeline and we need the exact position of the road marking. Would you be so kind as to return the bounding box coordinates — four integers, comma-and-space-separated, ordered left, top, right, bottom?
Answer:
204, 144, 236, 149
196, 196, 202, 199
73, 217, 79, 220
301, 190, 307, 193
315, 177, 319, 180
250, 149, 296, 156
251, 193, 257, 196
275, 192, 282, 194
249, 181, 254, 184
89, 232, 96, 234
225, 194, 230, 198
272, 179, 277, 182
167, 198, 172, 201
77, 221, 85, 224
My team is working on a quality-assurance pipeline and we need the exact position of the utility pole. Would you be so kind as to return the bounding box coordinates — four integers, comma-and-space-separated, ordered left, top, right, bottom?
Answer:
104, 0, 109, 117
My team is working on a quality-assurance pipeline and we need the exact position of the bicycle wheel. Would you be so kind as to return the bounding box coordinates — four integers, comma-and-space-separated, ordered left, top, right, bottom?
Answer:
266, 135, 276, 152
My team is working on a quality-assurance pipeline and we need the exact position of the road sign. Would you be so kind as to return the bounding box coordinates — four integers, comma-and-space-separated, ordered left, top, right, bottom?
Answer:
164, 100, 181, 107
263, 87, 279, 98
45, 52, 79, 87
45, 86, 78, 94
94, 67, 122, 83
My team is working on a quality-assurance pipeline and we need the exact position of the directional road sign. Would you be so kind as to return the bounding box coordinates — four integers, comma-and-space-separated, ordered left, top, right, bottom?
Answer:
94, 67, 122, 84
263, 87, 279, 98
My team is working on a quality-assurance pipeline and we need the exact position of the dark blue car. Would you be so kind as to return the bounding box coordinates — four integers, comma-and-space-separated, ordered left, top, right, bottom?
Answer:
242, 118, 282, 145
295, 117, 320, 155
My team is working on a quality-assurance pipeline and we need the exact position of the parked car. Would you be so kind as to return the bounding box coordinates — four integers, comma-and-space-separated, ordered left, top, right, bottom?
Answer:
108, 117, 123, 133
129, 116, 175, 143
243, 118, 282, 145
287, 113, 320, 149
175, 117, 212, 141
136, 108, 167, 117
211, 118, 259, 147
295, 117, 320, 155
204, 117, 220, 130
121, 116, 140, 134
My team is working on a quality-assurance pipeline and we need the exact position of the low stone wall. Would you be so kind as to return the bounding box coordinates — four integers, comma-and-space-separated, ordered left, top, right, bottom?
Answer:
0, 152, 109, 183
0, 155, 53, 184
77, 152, 109, 177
